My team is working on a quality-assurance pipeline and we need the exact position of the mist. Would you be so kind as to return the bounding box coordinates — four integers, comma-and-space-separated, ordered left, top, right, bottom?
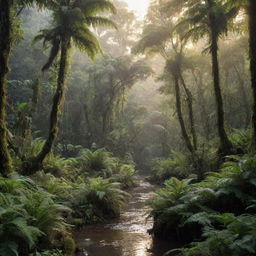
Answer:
0, 0, 255, 255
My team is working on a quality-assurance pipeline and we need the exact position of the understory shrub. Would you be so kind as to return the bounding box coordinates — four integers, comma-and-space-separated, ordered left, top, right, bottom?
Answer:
229, 129, 251, 154
173, 213, 256, 256
149, 154, 256, 254
15, 139, 78, 177
151, 151, 191, 182
110, 163, 137, 188
72, 177, 129, 223
76, 148, 137, 188
36, 249, 64, 256
0, 174, 72, 256
150, 149, 216, 183
6, 143, 136, 254
77, 148, 116, 177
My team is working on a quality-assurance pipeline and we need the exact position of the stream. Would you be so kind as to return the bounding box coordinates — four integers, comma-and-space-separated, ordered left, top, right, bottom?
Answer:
74, 177, 171, 256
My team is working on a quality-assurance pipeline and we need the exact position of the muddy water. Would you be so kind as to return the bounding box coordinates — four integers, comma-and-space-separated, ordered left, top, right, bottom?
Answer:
74, 178, 171, 256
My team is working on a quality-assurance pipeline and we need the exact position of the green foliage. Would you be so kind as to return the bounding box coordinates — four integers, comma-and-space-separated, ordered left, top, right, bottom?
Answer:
110, 163, 137, 189
172, 214, 256, 256
33, 172, 73, 200
151, 151, 192, 182
179, 0, 238, 51
72, 177, 129, 223
78, 148, 115, 176
38, 249, 64, 256
149, 177, 197, 240
0, 207, 42, 255
20, 139, 78, 176
4, 1, 254, 256
34, 0, 116, 70
17, 102, 28, 112
133, 23, 172, 56
43, 154, 77, 177
77, 148, 137, 188
23, 138, 45, 159
20, 191, 70, 240
150, 154, 256, 246
0, 174, 71, 255
229, 129, 251, 153
62, 236, 76, 256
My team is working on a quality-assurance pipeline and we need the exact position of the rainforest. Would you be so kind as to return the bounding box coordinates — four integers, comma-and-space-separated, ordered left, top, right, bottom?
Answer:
0, 0, 256, 255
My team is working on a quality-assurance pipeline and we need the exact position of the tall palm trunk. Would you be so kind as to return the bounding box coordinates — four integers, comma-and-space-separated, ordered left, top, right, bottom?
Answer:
234, 66, 250, 128
179, 71, 197, 150
0, 0, 12, 176
249, 0, 256, 150
37, 39, 69, 164
208, 0, 232, 155
173, 74, 194, 154
29, 75, 41, 119
210, 35, 232, 155
23, 39, 70, 174
192, 70, 211, 140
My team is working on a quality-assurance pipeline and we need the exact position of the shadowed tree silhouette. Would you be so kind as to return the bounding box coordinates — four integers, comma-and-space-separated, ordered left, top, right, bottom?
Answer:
133, 21, 197, 156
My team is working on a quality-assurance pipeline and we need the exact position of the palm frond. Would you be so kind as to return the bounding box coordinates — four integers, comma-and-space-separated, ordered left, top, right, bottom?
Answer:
133, 24, 171, 55
19, 0, 58, 9
74, 0, 117, 16
72, 26, 102, 59
85, 16, 117, 29
42, 38, 61, 71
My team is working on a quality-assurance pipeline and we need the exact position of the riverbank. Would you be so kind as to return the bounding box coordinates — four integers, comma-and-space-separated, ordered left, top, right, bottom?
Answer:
74, 178, 170, 256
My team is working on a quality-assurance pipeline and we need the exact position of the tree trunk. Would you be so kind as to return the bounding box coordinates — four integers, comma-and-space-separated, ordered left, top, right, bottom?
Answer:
211, 36, 232, 155
179, 71, 197, 150
84, 103, 93, 146
22, 39, 70, 174
29, 75, 41, 119
173, 74, 194, 154
249, 0, 256, 150
192, 70, 211, 140
0, 0, 12, 176
234, 66, 250, 128
208, 0, 232, 155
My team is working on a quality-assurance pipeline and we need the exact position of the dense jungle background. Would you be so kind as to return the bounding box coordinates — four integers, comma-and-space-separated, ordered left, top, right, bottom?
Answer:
1, 0, 256, 255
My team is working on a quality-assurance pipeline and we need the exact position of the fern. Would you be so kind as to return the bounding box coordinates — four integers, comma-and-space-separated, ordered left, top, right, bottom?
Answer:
151, 151, 191, 182
152, 154, 256, 254
0, 207, 43, 253
72, 177, 129, 223
110, 163, 137, 188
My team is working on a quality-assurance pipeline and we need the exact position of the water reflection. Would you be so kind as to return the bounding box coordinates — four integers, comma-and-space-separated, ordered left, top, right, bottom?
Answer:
74, 179, 170, 256
75, 226, 168, 256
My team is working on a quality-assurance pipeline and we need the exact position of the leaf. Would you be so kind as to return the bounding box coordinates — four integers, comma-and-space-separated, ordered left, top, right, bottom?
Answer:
0, 242, 19, 256
17, 102, 28, 111
96, 191, 106, 200
184, 212, 212, 226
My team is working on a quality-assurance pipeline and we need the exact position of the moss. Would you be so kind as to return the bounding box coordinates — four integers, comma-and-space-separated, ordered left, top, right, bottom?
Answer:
62, 236, 76, 256
71, 218, 83, 227
0, 0, 13, 177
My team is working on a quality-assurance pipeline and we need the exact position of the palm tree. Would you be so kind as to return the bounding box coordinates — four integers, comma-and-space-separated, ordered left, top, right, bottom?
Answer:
166, 57, 195, 155
133, 23, 196, 155
22, 0, 116, 174
180, 0, 238, 156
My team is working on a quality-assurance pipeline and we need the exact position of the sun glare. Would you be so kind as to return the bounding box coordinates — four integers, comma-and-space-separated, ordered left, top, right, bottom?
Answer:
124, 0, 150, 19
